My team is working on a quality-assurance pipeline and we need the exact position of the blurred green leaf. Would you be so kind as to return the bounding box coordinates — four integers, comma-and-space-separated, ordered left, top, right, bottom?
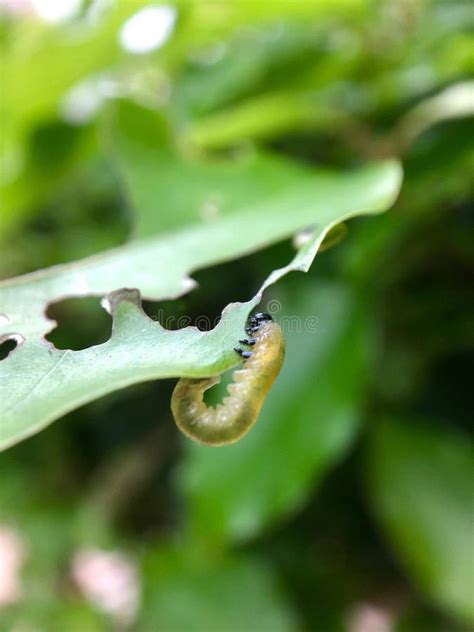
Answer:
109, 101, 398, 238
0, 1, 152, 241
167, 0, 369, 63
140, 546, 299, 631
395, 606, 468, 632
392, 81, 474, 151
172, 22, 322, 118
1, 602, 107, 632
0, 455, 116, 631
179, 282, 370, 542
1, 1, 149, 149
0, 122, 96, 241
187, 90, 348, 148
367, 419, 474, 625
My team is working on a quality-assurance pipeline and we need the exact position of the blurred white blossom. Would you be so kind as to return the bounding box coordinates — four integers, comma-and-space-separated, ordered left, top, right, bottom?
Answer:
31, 0, 81, 22
0, 0, 33, 16
119, 5, 176, 54
0, 525, 27, 608
71, 547, 140, 626
348, 602, 394, 632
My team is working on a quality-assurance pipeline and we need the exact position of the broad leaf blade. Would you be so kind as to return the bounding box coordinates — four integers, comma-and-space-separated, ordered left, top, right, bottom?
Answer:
0, 159, 401, 339
0, 158, 401, 450
367, 419, 474, 625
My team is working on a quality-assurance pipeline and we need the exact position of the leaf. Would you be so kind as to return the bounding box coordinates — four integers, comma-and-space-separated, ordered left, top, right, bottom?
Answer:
140, 546, 299, 632
0, 153, 401, 339
395, 606, 467, 632
0, 135, 401, 449
0, 122, 95, 242
1, 2, 149, 147
178, 282, 371, 542
166, 0, 368, 65
0, 290, 252, 451
187, 91, 349, 149
0, 2, 150, 238
107, 100, 372, 238
394, 81, 474, 151
367, 419, 474, 625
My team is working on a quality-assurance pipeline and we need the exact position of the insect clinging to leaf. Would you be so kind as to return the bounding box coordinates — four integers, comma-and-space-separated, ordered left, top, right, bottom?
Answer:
171, 313, 285, 446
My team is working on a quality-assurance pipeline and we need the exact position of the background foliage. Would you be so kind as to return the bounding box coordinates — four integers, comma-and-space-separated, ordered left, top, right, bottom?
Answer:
0, 0, 472, 630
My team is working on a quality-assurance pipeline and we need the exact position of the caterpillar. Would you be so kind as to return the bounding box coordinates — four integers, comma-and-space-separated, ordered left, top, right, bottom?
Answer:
171, 313, 285, 447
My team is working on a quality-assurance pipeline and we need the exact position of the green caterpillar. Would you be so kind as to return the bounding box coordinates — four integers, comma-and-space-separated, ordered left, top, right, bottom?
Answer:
171, 313, 285, 446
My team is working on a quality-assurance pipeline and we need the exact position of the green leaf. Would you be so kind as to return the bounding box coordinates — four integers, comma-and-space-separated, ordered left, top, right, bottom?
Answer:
179, 282, 371, 542
395, 606, 468, 632
393, 81, 474, 152
187, 91, 348, 149
0, 2, 149, 238
0, 122, 95, 242
1, 2, 149, 147
0, 152, 401, 339
0, 290, 252, 450
108, 100, 373, 238
367, 419, 474, 625
140, 546, 299, 632
0, 128, 401, 449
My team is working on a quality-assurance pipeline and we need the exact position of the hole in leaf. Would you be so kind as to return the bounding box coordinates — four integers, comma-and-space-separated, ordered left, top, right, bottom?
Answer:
45, 297, 112, 350
143, 239, 293, 330
0, 337, 20, 360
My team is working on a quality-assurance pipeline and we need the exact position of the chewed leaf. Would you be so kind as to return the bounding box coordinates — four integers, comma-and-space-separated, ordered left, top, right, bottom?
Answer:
0, 290, 253, 451
0, 159, 401, 450
0, 159, 401, 341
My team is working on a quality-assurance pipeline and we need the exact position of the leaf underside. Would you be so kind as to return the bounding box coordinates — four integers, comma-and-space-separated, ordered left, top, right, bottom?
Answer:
0, 159, 402, 450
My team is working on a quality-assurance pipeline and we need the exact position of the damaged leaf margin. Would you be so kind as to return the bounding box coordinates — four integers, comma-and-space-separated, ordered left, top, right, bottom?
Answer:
0, 160, 402, 450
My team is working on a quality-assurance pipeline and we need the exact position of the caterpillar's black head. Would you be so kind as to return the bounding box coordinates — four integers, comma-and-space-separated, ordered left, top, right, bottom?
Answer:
246, 312, 273, 334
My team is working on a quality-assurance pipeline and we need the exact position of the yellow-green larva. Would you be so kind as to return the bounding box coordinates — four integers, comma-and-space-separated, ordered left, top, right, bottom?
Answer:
171, 313, 285, 447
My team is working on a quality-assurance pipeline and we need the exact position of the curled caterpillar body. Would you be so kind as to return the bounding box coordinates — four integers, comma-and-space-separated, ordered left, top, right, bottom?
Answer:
171, 314, 285, 446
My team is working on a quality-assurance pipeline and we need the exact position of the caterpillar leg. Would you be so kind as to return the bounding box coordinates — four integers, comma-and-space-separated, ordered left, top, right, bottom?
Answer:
234, 347, 253, 359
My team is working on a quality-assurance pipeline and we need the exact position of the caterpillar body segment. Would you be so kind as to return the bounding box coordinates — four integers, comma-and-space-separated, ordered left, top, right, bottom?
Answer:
171, 314, 285, 446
